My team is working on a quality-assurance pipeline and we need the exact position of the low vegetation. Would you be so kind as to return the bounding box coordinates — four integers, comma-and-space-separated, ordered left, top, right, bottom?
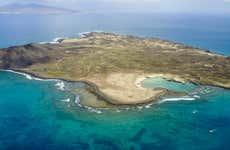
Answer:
0, 32, 229, 104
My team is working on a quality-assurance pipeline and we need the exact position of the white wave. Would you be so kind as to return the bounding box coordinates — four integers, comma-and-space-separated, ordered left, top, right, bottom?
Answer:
192, 110, 198, 114
84, 105, 102, 114
2, 69, 58, 82
50, 37, 65, 44
137, 106, 143, 110
190, 86, 215, 96
209, 129, 217, 133
74, 95, 80, 104
116, 110, 121, 113
6, 71, 69, 91
78, 32, 91, 38
96, 110, 102, 114
145, 105, 151, 109
78, 30, 104, 38
39, 37, 65, 44
55, 81, 65, 91
159, 96, 196, 104
77, 103, 83, 107
193, 95, 200, 99
60, 98, 70, 102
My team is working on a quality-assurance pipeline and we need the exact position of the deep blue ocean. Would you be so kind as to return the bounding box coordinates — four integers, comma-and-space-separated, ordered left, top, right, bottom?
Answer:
1, 13, 230, 55
0, 13, 230, 150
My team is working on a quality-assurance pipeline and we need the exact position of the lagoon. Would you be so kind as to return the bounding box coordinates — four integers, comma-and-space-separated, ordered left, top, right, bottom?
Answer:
142, 77, 197, 92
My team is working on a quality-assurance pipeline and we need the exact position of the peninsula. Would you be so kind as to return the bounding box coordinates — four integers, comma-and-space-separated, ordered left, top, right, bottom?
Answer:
0, 32, 229, 105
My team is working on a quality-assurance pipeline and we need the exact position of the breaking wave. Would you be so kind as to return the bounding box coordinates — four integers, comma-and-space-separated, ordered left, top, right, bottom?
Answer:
55, 81, 65, 91
158, 86, 216, 104
60, 98, 71, 102
78, 30, 104, 38
158, 97, 196, 104
2, 70, 58, 82
39, 37, 65, 44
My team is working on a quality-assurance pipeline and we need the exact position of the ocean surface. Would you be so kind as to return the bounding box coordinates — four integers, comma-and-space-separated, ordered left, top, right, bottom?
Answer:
0, 12, 230, 150
0, 13, 230, 55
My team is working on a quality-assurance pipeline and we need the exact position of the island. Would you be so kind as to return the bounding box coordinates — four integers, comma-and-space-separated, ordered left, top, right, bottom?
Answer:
0, 3, 77, 14
0, 32, 229, 105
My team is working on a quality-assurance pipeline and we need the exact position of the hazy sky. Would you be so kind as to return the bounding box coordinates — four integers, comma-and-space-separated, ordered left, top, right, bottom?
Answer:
1, 0, 230, 14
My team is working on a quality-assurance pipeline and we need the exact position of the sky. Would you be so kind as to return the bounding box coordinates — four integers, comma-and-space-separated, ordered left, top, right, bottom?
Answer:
1, 0, 230, 14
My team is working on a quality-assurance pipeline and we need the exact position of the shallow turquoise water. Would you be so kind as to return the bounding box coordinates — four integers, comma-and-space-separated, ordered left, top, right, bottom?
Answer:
0, 71, 230, 150
142, 77, 197, 92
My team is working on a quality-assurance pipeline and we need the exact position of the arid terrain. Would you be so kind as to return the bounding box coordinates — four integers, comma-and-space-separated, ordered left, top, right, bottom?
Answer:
0, 32, 229, 105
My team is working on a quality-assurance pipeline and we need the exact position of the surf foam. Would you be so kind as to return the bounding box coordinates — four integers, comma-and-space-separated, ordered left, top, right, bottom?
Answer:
39, 37, 65, 44
84, 105, 102, 114
60, 98, 70, 102
74, 95, 80, 104
2, 70, 58, 82
55, 81, 65, 91
158, 97, 196, 104
78, 30, 104, 38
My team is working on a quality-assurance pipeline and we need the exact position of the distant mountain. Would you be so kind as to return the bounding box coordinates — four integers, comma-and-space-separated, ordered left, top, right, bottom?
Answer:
0, 3, 77, 14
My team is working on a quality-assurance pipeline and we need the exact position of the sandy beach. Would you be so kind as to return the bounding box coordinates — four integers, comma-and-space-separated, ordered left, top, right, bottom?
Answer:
85, 72, 186, 105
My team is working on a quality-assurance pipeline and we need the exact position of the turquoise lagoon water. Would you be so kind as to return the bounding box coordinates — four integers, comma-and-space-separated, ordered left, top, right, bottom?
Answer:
0, 13, 230, 150
142, 77, 197, 92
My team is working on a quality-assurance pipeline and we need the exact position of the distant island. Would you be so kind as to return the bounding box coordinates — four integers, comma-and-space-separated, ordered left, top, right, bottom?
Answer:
0, 3, 77, 14
0, 32, 229, 105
